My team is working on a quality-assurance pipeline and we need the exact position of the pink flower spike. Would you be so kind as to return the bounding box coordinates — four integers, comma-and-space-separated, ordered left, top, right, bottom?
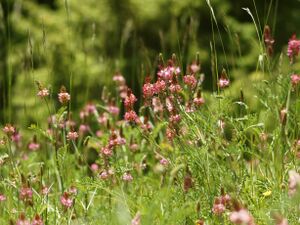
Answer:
0, 194, 6, 202
60, 192, 73, 208
291, 74, 300, 86
58, 86, 70, 104
37, 88, 49, 98
122, 172, 133, 182
32, 214, 44, 225
160, 158, 169, 166
287, 34, 300, 63
67, 131, 79, 141
218, 77, 230, 88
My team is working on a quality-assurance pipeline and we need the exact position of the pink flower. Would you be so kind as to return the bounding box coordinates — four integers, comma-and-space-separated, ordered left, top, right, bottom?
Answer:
79, 124, 90, 135
58, 92, 70, 104
122, 172, 133, 182
170, 114, 181, 123
143, 80, 154, 98
37, 88, 49, 98
3, 124, 15, 136
16, 213, 30, 225
101, 146, 113, 157
153, 79, 166, 94
20, 187, 33, 201
291, 74, 300, 86
90, 163, 99, 172
287, 34, 300, 63
166, 127, 176, 141
32, 215, 44, 225
124, 90, 137, 109
169, 83, 182, 93
288, 170, 300, 196
60, 192, 73, 208
99, 170, 109, 180
229, 209, 255, 225
41, 186, 50, 195
67, 131, 79, 141
183, 75, 197, 88
218, 77, 230, 88
69, 186, 77, 195
124, 110, 138, 122
190, 63, 200, 74
28, 142, 40, 151
212, 202, 226, 215
131, 212, 141, 225
160, 158, 169, 166
0, 193, 6, 202
113, 72, 126, 86
193, 97, 205, 106
152, 97, 163, 113
108, 105, 120, 116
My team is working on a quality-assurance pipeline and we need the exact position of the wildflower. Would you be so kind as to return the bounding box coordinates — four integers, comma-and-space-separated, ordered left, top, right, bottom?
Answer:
288, 170, 300, 196
193, 97, 205, 106
212, 201, 226, 215
0, 193, 6, 202
98, 113, 108, 125
79, 124, 90, 135
108, 105, 120, 116
183, 75, 197, 88
160, 158, 169, 166
113, 72, 126, 86
287, 34, 300, 63
69, 186, 77, 195
99, 170, 109, 180
101, 146, 113, 157
124, 89, 137, 109
16, 213, 30, 225
66, 131, 78, 141
32, 215, 44, 225
291, 74, 300, 86
122, 172, 133, 182
229, 208, 255, 225
129, 143, 139, 152
131, 212, 141, 225
28, 142, 40, 151
218, 77, 230, 88
11, 131, 22, 145
166, 127, 176, 141
263, 25, 275, 56
152, 97, 163, 113
58, 86, 70, 104
124, 110, 138, 123
41, 186, 50, 195
169, 83, 182, 93
90, 163, 99, 172
3, 124, 15, 136
60, 192, 73, 208
143, 77, 154, 98
165, 97, 174, 112
20, 187, 33, 201
170, 114, 181, 123
153, 79, 166, 94
190, 62, 201, 74
37, 88, 49, 98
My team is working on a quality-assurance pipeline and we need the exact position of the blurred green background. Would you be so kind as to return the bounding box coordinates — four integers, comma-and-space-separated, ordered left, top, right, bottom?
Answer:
1, 0, 299, 125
